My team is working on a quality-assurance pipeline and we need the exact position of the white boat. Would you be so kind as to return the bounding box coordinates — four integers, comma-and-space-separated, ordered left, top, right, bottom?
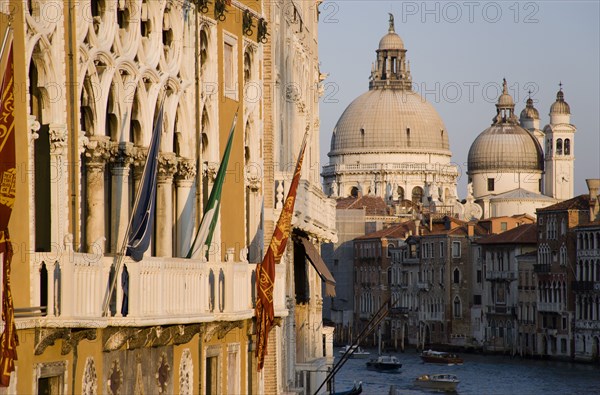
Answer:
414, 374, 460, 392
338, 345, 371, 359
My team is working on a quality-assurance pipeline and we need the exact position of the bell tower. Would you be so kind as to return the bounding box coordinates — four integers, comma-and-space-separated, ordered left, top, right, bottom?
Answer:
543, 83, 576, 200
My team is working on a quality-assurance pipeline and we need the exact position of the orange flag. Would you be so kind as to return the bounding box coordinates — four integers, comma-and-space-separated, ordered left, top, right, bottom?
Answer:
0, 27, 18, 387
255, 132, 308, 371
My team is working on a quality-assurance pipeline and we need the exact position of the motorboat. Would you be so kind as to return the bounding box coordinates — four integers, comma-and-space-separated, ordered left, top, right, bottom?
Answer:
333, 381, 362, 395
420, 350, 463, 365
365, 355, 402, 372
338, 345, 371, 359
414, 374, 460, 392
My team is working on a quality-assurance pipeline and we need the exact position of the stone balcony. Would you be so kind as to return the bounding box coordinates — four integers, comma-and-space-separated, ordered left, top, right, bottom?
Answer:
574, 320, 600, 330
272, 174, 337, 243
485, 271, 517, 281
537, 302, 565, 313
24, 252, 288, 327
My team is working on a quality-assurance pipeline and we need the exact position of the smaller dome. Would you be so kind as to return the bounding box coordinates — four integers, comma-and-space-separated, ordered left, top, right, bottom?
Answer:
379, 32, 404, 50
550, 89, 570, 114
520, 97, 539, 121
496, 79, 514, 107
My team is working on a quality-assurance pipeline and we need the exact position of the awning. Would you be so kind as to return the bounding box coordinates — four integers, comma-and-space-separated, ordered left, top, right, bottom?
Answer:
299, 237, 336, 297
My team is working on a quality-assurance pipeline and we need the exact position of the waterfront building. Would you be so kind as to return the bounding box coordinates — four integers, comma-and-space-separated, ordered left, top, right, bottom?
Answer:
1, 1, 335, 394
516, 251, 539, 357
477, 224, 538, 354
573, 180, 600, 362
534, 193, 592, 358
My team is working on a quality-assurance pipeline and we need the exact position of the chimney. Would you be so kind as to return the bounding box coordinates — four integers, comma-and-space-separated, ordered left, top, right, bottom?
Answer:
414, 219, 420, 236
586, 179, 600, 221
467, 221, 475, 237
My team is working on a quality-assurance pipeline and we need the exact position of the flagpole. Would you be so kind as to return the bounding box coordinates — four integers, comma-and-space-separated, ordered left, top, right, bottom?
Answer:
102, 108, 157, 317
186, 108, 239, 259
0, 19, 12, 68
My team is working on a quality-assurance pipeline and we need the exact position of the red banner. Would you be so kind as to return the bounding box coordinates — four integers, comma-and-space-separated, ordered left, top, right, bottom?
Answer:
0, 35, 18, 387
0, 41, 15, 231
255, 134, 308, 371
0, 229, 17, 387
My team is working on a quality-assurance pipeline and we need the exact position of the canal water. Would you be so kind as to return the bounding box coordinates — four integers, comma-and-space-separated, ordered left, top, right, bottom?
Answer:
331, 348, 600, 395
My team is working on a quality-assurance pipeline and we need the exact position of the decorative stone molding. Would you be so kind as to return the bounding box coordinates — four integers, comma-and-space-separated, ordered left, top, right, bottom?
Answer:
132, 146, 149, 179
28, 114, 40, 142
179, 349, 193, 395
203, 161, 218, 181
203, 321, 244, 342
158, 152, 178, 182
107, 359, 123, 395
109, 142, 135, 168
82, 357, 98, 395
35, 327, 68, 355
49, 124, 68, 153
156, 352, 171, 394
61, 328, 97, 355
175, 158, 197, 185
84, 136, 112, 169
102, 325, 202, 352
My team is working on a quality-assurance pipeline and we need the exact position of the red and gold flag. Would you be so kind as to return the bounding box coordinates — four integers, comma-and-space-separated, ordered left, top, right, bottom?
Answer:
0, 229, 17, 387
255, 132, 308, 371
0, 27, 18, 387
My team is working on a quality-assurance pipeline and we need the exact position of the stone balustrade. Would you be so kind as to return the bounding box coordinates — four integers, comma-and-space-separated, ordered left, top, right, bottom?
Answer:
28, 252, 287, 326
273, 173, 337, 243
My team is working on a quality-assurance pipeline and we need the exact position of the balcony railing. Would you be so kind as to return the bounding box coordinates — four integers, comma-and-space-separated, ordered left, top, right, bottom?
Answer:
574, 320, 600, 330
485, 271, 517, 281
273, 175, 337, 242
537, 302, 565, 313
322, 163, 458, 178
27, 252, 287, 326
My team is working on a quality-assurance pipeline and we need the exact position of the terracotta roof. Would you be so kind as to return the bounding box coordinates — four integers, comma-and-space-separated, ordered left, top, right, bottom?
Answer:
477, 223, 537, 245
537, 194, 590, 212
356, 221, 419, 240
336, 195, 388, 216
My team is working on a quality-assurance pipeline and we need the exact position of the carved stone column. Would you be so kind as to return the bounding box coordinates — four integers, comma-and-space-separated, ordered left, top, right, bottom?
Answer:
156, 152, 177, 257
49, 124, 69, 248
83, 136, 111, 254
175, 158, 196, 257
109, 142, 134, 253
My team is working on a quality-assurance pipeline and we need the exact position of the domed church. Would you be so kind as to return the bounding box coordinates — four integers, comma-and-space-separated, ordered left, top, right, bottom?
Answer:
321, 14, 460, 211
467, 80, 576, 218
322, 14, 576, 220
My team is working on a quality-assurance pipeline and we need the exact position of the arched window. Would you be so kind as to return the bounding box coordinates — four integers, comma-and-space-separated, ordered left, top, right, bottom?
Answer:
564, 139, 571, 155
453, 268, 460, 284
350, 186, 359, 197
556, 138, 563, 155
454, 297, 461, 318
397, 186, 405, 201
411, 186, 423, 205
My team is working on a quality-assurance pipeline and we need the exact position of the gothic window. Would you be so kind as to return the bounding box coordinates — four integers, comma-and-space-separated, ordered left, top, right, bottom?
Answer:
453, 268, 460, 284
453, 297, 461, 318
200, 28, 209, 70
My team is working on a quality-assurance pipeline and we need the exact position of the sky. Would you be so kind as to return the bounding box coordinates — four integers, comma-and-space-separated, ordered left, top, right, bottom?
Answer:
317, 1, 600, 197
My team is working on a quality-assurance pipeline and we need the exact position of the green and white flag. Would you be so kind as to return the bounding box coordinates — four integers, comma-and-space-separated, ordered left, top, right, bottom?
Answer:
187, 111, 238, 259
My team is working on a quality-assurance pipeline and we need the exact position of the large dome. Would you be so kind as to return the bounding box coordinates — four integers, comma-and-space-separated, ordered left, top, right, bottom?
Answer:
330, 89, 450, 155
468, 124, 543, 172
